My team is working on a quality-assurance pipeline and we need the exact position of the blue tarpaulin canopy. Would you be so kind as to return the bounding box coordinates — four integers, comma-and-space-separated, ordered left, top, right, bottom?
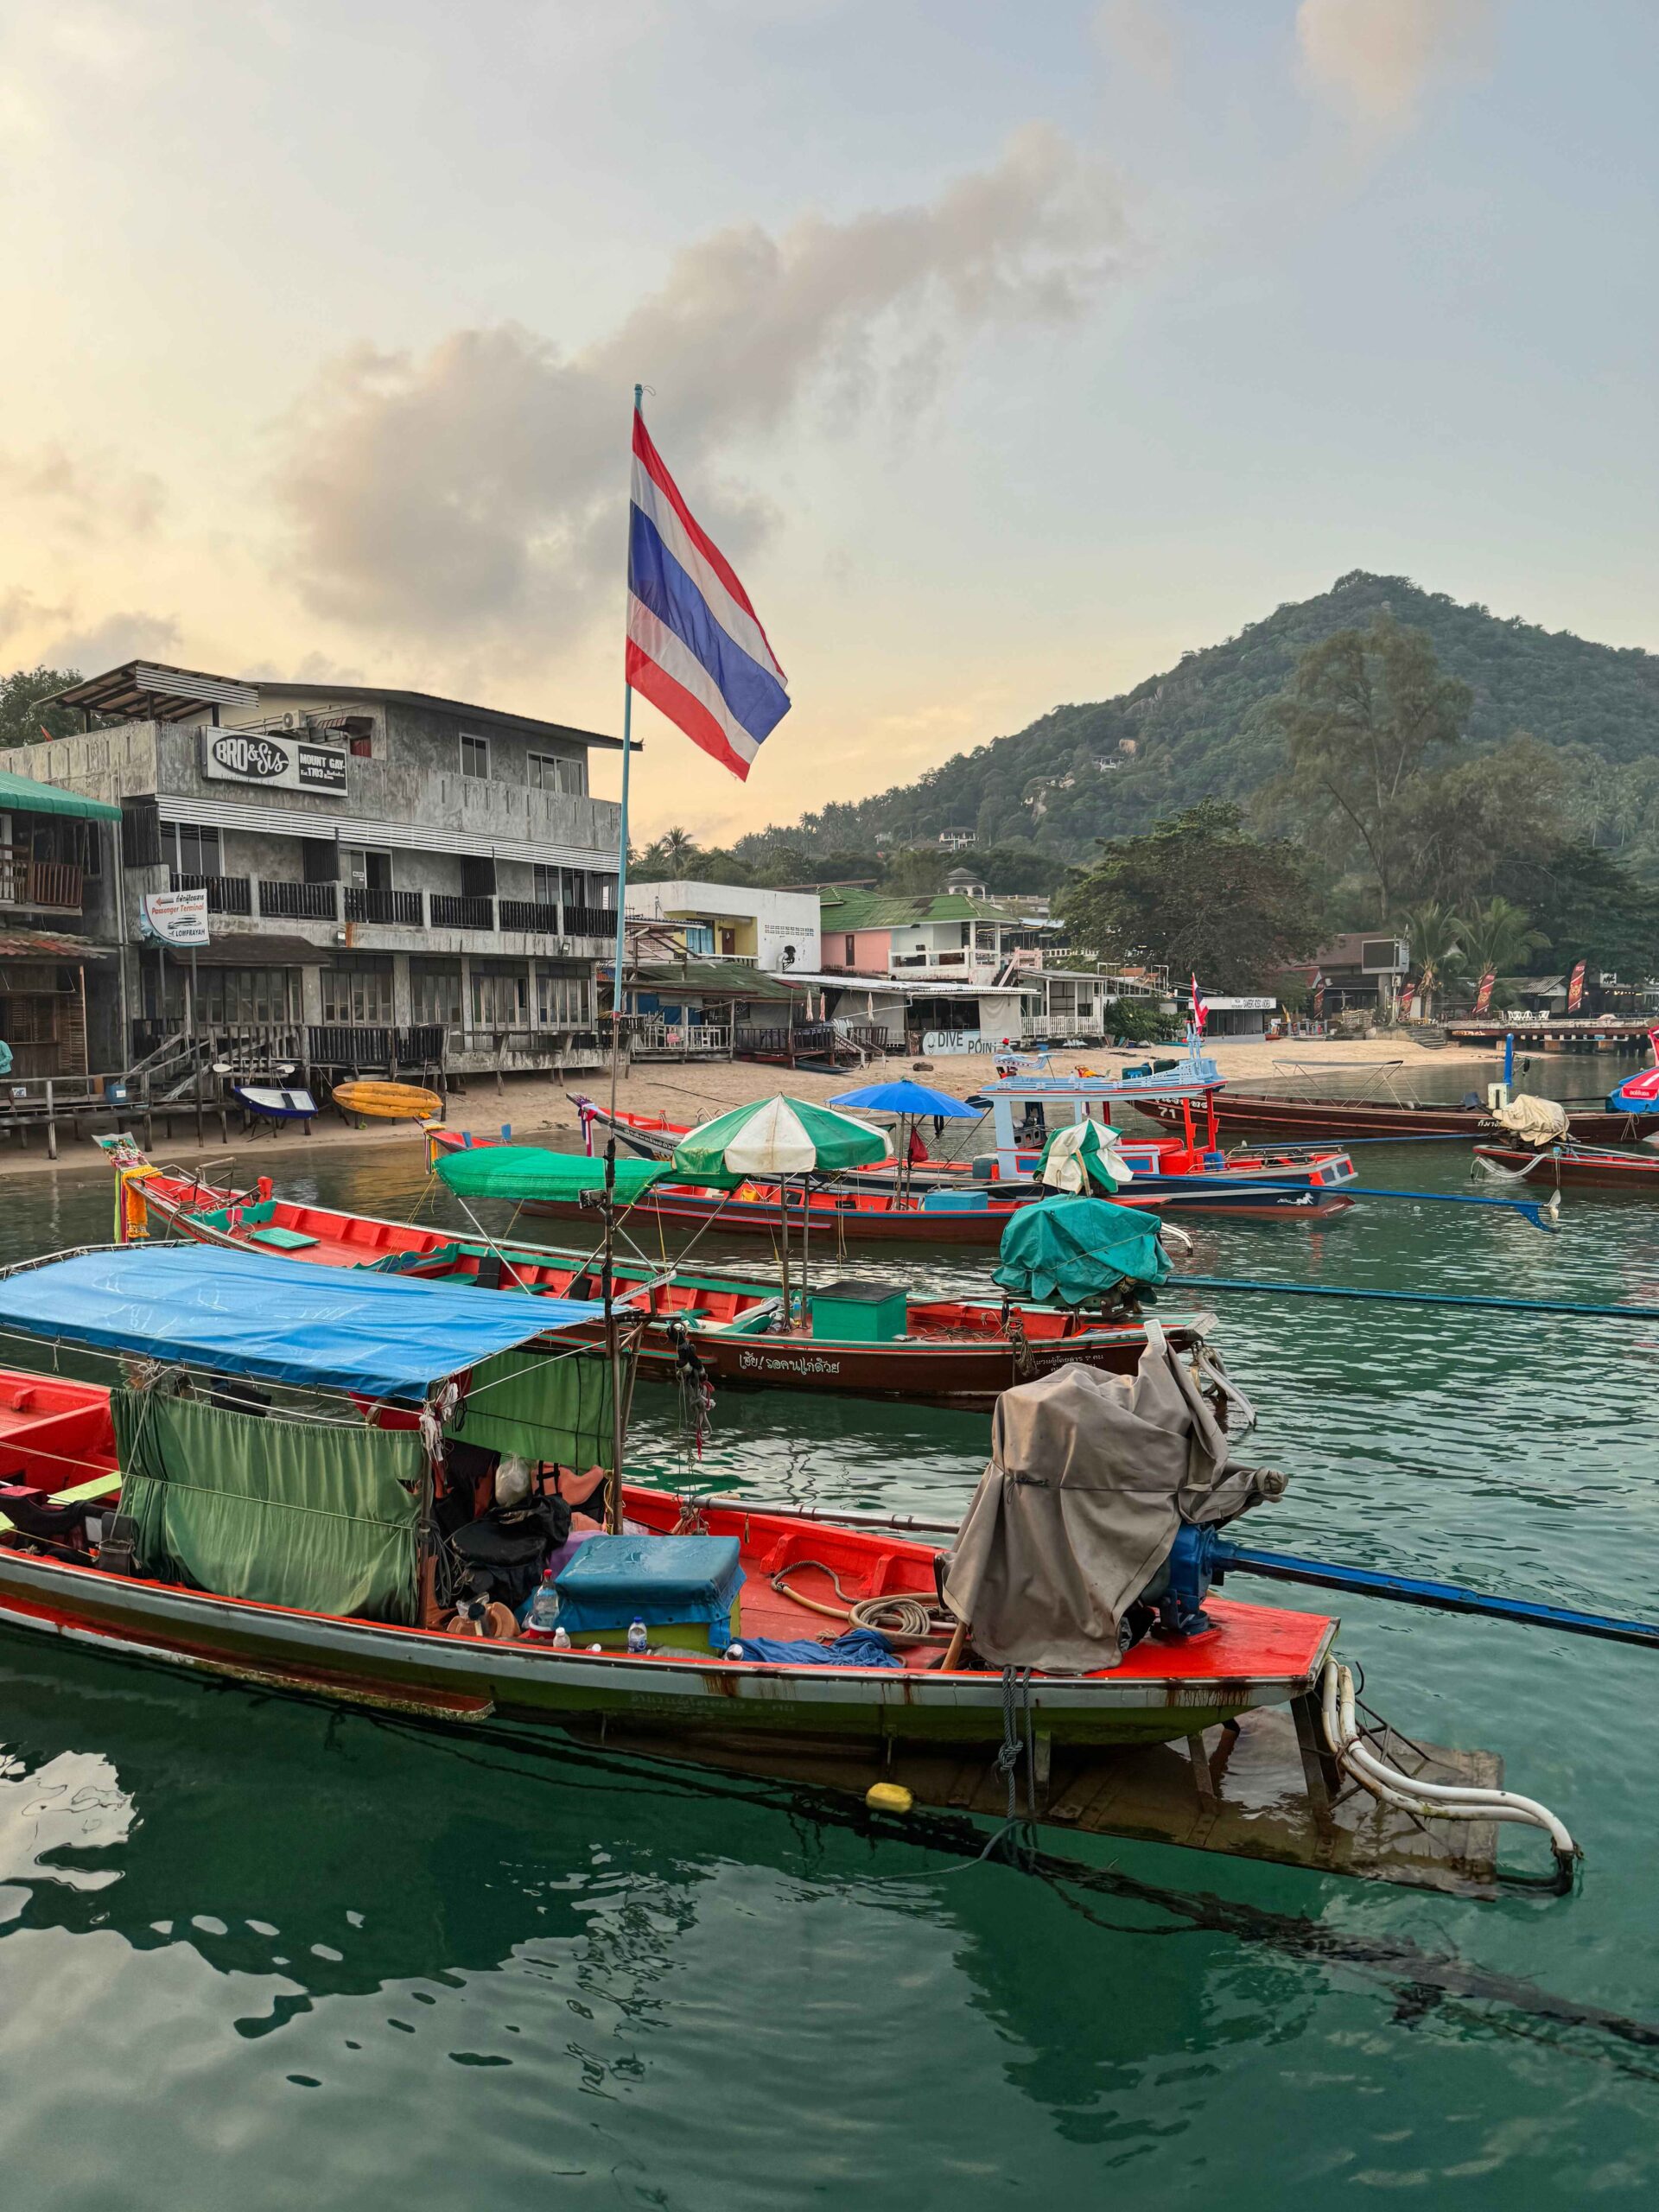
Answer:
829, 1081, 982, 1120
0, 1246, 601, 1399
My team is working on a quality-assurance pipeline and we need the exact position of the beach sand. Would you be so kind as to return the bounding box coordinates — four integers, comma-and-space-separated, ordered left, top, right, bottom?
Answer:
0, 1030, 1501, 1183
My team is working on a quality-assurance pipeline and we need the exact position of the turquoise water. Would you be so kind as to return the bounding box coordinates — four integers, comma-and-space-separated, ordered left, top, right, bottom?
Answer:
3, 1060, 1659, 2206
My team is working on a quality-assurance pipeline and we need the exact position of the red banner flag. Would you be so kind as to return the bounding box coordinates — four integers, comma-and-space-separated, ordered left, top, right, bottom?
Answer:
1312, 972, 1325, 1018
1567, 959, 1587, 1013
1473, 968, 1497, 1014
1399, 980, 1416, 1016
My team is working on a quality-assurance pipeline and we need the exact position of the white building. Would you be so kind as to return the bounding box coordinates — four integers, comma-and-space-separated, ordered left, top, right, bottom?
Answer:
624, 880, 820, 975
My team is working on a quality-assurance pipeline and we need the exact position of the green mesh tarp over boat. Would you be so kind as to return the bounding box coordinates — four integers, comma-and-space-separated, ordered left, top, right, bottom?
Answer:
449, 1344, 616, 1464
111, 1388, 423, 1623
434, 1145, 737, 1201
993, 1197, 1170, 1308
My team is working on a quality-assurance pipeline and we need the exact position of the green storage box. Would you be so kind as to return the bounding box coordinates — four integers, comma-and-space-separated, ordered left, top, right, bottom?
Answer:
810, 1278, 908, 1344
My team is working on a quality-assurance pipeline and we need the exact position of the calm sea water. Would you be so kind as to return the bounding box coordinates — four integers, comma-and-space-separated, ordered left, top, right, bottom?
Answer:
3, 1051, 1659, 2207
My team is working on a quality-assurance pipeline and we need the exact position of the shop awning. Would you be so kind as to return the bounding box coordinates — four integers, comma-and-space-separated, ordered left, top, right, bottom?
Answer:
0, 767, 121, 823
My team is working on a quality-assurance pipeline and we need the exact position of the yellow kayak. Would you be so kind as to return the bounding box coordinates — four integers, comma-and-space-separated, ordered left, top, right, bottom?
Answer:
331, 1080, 443, 1122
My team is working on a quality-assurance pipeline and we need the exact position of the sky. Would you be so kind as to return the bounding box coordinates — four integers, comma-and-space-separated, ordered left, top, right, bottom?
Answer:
1, 1, 1655, 843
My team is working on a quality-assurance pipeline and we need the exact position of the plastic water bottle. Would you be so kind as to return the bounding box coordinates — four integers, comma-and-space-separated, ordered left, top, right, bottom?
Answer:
550, 1624, 571, 1650
626, 1618, 649, 1655
524, 1573, 561, 1637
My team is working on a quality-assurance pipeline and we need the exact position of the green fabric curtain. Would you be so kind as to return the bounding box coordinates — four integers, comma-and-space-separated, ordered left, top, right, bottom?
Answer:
111, 1387, 423, 1623
448, 1344, 615, 1465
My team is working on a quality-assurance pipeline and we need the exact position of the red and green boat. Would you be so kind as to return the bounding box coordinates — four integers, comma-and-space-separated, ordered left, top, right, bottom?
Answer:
111, 1152, 1226, 1414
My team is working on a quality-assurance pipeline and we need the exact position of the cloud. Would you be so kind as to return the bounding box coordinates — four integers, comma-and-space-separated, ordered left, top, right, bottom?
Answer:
275, 125, 1125, 642
1093, 2, 1178, 92
0, 444, 166, 537
1295, 0, 1495, 125
41, 610, 181, 671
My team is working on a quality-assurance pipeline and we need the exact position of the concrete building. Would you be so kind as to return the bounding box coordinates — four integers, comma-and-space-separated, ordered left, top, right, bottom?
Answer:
624, 880, 819, 972
16, 659, 627, 1081
1280, 931, 1409, 1015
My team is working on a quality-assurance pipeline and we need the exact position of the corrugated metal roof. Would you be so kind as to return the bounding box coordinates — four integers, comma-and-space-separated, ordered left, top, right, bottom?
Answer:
0, 766, 123, 822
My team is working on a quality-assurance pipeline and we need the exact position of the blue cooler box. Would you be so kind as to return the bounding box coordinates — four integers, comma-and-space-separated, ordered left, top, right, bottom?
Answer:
920, 1187, 989, 1213
553, 1534, 744, 1651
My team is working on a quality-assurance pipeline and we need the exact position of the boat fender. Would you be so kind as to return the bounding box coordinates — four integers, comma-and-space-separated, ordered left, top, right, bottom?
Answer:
867, 1783, 914, 1815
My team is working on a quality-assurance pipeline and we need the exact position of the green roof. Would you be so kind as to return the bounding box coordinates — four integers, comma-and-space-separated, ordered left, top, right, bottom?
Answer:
819, 886, 1033, 929
0, 767, 121, 823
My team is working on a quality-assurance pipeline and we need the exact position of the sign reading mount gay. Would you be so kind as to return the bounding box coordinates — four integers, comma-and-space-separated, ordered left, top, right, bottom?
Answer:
201, 728, 347, 796
140, 887, 210, 948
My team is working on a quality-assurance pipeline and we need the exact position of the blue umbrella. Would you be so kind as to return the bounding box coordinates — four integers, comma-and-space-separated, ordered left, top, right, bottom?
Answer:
829, 1081, 981, 1118
830, 1079, 983, 1197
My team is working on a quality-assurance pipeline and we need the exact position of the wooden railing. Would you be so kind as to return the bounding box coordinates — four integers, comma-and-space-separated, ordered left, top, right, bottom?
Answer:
0, 849, 84, 911
430, 894, 494, 931
258, 880, 338, 920
344, 886, 423, 925
498, 899, 563, 934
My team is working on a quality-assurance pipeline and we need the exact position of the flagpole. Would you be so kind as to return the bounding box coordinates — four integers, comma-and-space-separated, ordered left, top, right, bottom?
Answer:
608, 381, 643, 1121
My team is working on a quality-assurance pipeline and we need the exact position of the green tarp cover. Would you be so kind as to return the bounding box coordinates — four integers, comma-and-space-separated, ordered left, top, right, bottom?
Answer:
111, 1387, 423, 1623
448, 1344, 616, 1465
435, 1145, 737, 1201
993, 1196, 1171, 1309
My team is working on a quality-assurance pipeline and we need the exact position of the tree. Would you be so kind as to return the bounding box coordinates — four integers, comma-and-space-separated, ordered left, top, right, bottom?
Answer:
1061, 802, 1324, 991
1498, 841, 1659, 980
1395, 899, 1466, 1019
1271, 616, 1471, 911
0, 665, 82, 751
1458, 896, 1548, 985
1396, 734, 1565, 908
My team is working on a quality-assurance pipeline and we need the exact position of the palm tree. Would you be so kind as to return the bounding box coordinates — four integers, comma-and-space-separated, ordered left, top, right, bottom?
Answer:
1458, 897, 1548, 995
654, 826, 698, 872
1396, 899, 1467, 1020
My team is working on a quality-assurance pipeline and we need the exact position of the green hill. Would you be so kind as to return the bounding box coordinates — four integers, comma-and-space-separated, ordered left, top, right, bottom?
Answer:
741, 571, 1659, 864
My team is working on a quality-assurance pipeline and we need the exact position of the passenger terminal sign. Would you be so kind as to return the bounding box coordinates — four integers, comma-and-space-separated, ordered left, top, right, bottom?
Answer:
200, 729, 347, 795
140, 887, 210, 948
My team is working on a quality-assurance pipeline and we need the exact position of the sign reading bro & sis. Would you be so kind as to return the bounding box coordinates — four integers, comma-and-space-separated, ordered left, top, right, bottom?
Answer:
201, 729, 348, 795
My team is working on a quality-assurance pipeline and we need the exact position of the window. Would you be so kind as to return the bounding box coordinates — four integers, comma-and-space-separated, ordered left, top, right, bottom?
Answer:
470, 966, 528, 1033
460, 734, 490, 779
162, 823, 222, 877
321, 957, 393, 1025
537, 970, 590, 1027
411, 959, 463, 1035
533, 863, 559, 906
528, 751, 583, 795
844, 936, 855, 963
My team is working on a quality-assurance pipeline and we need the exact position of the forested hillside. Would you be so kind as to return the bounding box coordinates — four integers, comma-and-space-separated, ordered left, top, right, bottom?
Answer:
738, 572, 1659, 869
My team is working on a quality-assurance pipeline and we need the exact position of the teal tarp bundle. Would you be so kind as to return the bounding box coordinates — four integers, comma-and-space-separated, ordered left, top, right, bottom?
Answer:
993, 1196, 1170, 1308
111, 1387, 423, 1623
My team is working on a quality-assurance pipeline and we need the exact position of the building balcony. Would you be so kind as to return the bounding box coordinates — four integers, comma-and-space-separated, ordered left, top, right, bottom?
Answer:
258, 879, 338, 921
498, 898, 562, 934
171, 870, 252, 915
563, 902, 617, 939
344, 886, 423, 925
0, 850, 84, 913
429, 893, 495, 931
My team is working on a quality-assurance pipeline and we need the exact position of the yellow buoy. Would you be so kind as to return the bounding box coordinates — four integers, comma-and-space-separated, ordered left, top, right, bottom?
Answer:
865, 1782, 914, 1815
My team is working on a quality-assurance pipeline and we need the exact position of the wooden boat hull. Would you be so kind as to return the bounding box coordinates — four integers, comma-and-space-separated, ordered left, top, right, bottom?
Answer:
333, 1080, 442, 1122
1474, 1144, 1659, 1191
524, 1183, 1351, 1239
131, 1173, 1211, 1411
0, 1488, 1336, 1751
566, 1103, 1353, 1215
1139, 1093, 1643, 1147
681, 1313, 1217, 1410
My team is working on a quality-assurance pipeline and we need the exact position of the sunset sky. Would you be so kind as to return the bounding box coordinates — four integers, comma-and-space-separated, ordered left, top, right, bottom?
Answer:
2, 2, 1654, 842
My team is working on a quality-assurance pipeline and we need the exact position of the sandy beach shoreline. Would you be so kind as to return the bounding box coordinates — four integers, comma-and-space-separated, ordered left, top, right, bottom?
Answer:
0, 1032, 1503, 1185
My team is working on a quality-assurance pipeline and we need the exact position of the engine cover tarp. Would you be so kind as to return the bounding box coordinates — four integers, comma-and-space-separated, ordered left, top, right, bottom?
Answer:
944, 1330, 1281, 1672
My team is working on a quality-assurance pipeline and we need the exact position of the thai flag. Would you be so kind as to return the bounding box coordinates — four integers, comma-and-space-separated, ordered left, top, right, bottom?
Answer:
1190, 974, 1208, 1037
626, 410, 790, 781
